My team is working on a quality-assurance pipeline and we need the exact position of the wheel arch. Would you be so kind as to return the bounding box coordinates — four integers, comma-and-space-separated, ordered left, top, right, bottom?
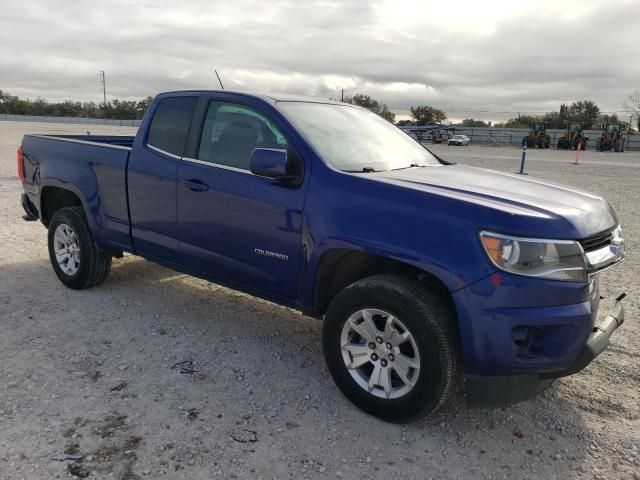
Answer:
310, 248, 456, 323
40, 184, 86, 227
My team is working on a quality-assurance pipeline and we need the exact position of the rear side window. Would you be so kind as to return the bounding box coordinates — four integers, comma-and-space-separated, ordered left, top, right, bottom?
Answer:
147, 97, 197, 156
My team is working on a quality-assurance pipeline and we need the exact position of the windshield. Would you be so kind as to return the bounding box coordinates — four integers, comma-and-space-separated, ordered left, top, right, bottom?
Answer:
278, 102, 441, 172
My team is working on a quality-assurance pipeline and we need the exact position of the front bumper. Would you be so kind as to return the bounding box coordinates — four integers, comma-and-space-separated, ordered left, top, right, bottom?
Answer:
465, 295, 625, 407
540, 294, 624, 378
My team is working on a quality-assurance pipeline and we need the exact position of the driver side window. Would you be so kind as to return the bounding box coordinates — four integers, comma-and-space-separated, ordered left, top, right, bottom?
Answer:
197, 102, 288, 170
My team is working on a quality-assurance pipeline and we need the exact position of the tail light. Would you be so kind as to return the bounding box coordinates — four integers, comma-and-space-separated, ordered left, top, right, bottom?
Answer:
17, 146, 25, 182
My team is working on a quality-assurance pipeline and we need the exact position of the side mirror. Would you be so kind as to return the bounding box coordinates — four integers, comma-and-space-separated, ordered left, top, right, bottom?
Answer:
250, 148, 291, 181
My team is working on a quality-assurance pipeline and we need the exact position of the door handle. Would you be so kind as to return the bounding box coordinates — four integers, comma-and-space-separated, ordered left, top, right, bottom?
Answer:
182, 179, 209, 192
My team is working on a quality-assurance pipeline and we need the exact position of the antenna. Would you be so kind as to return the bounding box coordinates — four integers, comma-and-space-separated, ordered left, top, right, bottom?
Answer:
214, 70, 225, 90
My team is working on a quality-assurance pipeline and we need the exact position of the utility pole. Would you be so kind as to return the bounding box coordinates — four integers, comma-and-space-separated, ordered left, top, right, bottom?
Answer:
98, 71, 107, 106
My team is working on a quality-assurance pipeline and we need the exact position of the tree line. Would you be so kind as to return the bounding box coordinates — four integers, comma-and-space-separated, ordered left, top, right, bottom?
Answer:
0, 89, 153, 120
344, 93, 637, 130
493, 101, 621, 130
2, 87, 638, 130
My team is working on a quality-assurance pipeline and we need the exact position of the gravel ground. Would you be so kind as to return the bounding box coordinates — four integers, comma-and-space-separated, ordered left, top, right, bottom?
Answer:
0, 122, 638, 480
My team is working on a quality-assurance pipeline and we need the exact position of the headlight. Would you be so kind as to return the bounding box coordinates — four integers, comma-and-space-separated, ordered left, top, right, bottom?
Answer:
479, 231, 587, 282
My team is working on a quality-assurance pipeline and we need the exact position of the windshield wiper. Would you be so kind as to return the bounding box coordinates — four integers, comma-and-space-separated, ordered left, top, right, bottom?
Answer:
391, 163, 424, 171
341, 167, 379, 173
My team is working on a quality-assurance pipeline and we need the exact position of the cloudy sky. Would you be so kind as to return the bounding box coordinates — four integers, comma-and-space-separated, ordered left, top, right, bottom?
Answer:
1, 0, 639, 122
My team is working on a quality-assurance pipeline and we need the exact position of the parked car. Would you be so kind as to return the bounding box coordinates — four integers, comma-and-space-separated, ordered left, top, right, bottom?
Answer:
18, 90, 625, 422
448, 134, 470, 146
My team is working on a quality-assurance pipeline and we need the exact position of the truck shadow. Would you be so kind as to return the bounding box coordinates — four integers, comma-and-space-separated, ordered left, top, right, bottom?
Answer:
1, 255, 596, 479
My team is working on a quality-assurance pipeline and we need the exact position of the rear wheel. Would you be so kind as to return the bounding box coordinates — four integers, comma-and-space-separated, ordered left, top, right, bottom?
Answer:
48, 206, 111, 289
322, 275, 459, 422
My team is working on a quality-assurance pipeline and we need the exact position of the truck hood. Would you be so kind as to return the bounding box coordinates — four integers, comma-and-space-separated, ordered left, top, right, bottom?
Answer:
372, 164, 617, 238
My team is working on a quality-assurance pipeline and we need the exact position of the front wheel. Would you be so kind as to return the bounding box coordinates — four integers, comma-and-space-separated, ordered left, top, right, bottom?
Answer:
48, 206, 112, 289
322, 275, 459, 422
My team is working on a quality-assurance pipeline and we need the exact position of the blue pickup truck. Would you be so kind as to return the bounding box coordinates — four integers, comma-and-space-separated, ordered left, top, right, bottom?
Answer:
18, 90, 626, 421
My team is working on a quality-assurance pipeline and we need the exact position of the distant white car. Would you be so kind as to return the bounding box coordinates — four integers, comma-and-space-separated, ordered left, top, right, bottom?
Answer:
448, 134, 470, 146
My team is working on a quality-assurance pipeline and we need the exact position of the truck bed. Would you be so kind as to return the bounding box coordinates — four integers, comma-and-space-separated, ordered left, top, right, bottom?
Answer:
21, 133, 135, 251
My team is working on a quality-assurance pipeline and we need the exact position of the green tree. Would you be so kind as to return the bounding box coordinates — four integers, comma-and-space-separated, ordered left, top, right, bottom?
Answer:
31, 98, 49, 116
81, 102, 99, 118
455, 118, 488, 127
109, 99, 138, 120
494, 115, 536, 128
54, 101, 82, 117
0, 93, 155, 120
540, 112, 563, 129
136, 96, 154, 119
596, 113, 620, 128
568, 100, 600, 129
0, 89, 9, 113
409, 105, 446, 125
344, 93, 395, 123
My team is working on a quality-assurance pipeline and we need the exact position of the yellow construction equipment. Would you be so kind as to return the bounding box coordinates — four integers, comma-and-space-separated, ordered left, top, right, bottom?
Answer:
557, 122, 588, 150
524, 122, 550, 148
597, 124, 626, 152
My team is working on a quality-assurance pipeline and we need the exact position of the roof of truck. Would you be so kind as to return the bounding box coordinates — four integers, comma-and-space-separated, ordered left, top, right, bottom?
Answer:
158, 89, 348, 106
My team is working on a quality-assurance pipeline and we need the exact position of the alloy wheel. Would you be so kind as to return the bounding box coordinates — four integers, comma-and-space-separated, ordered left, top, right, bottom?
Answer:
340, 308, 421, 399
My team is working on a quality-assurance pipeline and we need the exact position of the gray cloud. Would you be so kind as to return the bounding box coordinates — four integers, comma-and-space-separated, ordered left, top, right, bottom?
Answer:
1, 0, 639, 122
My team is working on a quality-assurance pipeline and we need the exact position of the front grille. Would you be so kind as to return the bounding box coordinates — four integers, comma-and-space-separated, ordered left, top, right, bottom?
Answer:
579, 228, 614, 252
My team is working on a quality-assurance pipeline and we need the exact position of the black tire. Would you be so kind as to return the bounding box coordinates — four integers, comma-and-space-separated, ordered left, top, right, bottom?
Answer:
614, 139, 622, 153
48, 206, 112, 289
322, 274, 459, 422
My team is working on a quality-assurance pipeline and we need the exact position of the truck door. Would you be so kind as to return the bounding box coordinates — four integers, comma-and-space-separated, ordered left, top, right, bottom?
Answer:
176, 95, 308, 300
128, 95, 197, 262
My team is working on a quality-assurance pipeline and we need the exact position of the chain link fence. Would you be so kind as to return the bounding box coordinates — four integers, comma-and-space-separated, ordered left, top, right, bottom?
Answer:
400, 126, 639, 151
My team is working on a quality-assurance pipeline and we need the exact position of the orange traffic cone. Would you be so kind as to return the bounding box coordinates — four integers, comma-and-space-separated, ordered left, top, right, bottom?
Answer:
574, 142, 582, 165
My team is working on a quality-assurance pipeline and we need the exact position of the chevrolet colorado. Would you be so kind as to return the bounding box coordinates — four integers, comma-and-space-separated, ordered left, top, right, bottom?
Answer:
18, 90, 626, 421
